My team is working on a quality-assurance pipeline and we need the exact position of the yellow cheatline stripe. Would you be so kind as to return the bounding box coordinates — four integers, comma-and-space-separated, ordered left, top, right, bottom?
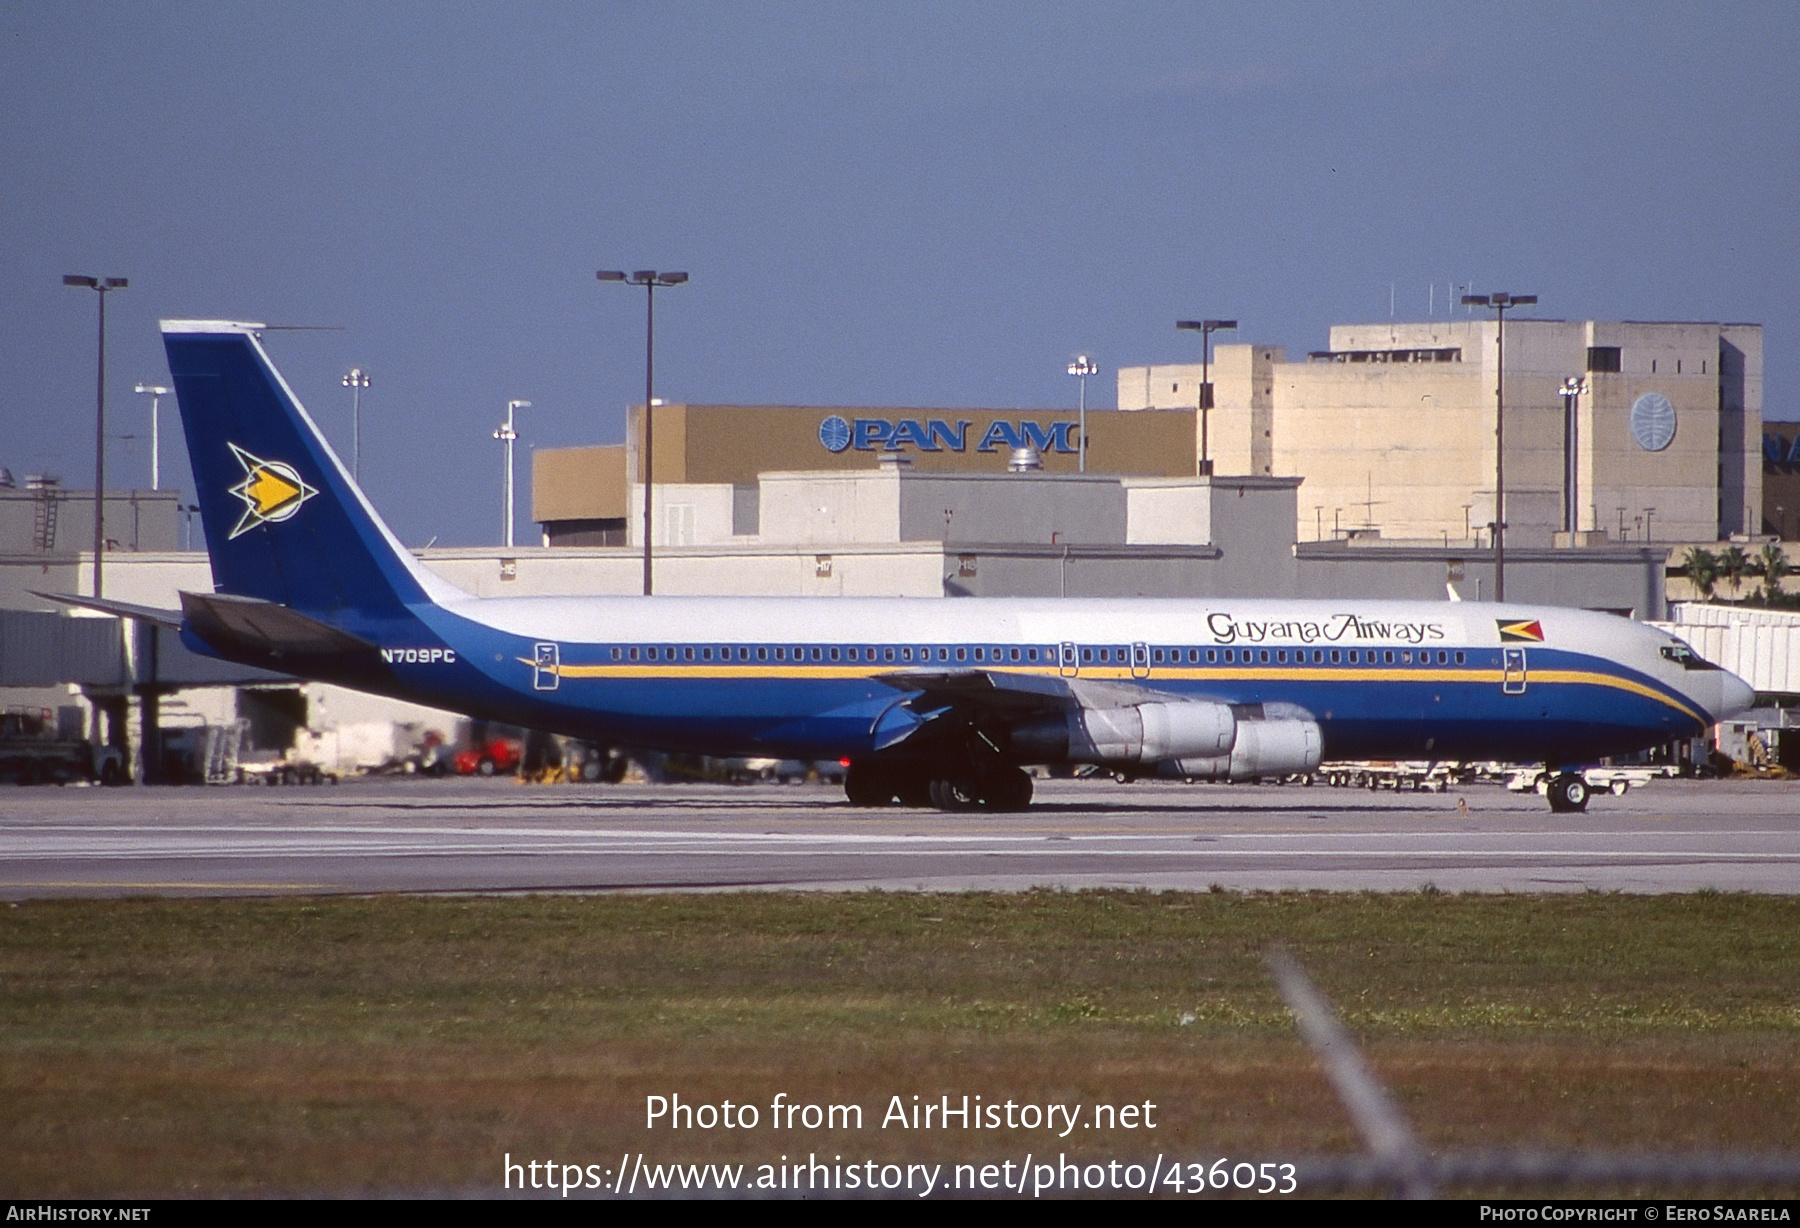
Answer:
518, 658, 1706, 724
1532, 669, 1708, 725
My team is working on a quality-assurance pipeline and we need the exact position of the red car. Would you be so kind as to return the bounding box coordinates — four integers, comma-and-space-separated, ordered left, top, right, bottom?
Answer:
453, 737, 523, 777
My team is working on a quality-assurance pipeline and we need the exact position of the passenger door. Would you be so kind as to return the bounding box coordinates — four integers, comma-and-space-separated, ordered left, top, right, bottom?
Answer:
1502, 647, 1527, 695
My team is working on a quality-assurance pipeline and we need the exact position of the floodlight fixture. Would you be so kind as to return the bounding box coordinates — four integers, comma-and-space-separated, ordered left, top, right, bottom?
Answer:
1463, 291, 1538, 599
599, 267, 690, 593
1176, 317, 1237, 471
64, 273, 128, 598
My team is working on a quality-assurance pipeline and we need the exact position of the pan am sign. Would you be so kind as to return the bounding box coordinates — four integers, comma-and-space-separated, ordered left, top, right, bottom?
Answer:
819, 415, 1078, 454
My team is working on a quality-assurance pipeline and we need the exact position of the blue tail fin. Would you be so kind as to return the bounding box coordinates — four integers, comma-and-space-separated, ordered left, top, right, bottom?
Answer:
161, 321, 463, 616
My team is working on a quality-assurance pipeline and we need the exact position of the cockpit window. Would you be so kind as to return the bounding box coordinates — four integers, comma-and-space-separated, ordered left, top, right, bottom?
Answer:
1660, 643, 1720, 671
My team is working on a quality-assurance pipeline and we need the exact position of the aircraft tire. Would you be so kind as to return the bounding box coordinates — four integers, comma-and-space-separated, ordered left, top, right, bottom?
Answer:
895, 774, 934, 808
844, 764, 896, 807
980, 767, 1033, 812
928, 777, 980, 812
1547, 773, 1590, 813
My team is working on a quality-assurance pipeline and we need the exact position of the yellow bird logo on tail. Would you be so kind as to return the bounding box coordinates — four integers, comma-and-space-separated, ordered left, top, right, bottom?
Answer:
227, 443, 319, 539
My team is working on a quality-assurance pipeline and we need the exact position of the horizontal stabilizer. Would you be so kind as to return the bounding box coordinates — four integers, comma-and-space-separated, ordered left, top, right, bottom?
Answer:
32, 592, 185, 629
180, 591, 377, 657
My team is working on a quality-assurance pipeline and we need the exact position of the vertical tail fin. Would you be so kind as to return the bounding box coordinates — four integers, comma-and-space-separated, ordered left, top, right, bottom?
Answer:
161, 321, 465, 616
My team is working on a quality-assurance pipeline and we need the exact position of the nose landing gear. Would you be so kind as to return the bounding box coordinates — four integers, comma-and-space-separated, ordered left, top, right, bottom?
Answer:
1546, 772, 1590, 813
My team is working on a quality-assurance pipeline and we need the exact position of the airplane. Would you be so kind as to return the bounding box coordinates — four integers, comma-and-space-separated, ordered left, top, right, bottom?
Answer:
58, 320, 1755, 814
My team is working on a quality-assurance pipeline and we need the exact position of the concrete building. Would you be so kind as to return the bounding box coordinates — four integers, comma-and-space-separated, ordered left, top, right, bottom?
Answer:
1762, 426, 1800, 539
1119, 319, 1763, 547
531, 404, 1198, 546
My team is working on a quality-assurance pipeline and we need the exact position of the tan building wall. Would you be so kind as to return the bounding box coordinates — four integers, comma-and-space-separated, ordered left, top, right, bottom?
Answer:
1122, 319, 1763, 548
623, 404, 1199, 484
1114, 344, 1284, 475
535, 405, 1202, 533
531, 445, 625, 524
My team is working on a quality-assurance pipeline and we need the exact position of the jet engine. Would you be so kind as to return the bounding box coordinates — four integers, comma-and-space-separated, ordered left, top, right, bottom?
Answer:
1010, 700, 1235, 766
1159, 703, 1322, 781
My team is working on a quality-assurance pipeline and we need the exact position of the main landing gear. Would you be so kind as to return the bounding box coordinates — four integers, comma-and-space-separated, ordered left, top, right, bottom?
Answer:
844, 762, 1033, 812
1545, 772, 1590, 813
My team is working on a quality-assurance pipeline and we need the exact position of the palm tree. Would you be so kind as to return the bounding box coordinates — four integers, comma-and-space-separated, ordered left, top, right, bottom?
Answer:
1682, 546, 1719, 602
1758, 542, 1790, 603
1718, 545, 1750, 602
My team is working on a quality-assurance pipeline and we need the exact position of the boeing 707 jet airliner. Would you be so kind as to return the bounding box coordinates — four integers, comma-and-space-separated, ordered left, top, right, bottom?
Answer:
61, 321, 1754, 813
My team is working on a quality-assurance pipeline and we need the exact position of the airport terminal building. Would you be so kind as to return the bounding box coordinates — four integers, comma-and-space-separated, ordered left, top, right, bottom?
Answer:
536, 317, 1764, 554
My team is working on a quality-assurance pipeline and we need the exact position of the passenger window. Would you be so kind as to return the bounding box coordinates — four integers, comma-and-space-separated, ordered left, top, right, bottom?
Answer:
885, 648, 895, 662
1401, 651, 1412, 664
1384, 650, 1395, 664
757, 647, 768, 661
956, 647, 967, 661
1313, 650, 1324, 663
611, 647, 622, 661
1258, 650, 1268, 664
684, 647, 695, 661
938, 648, 949, 661
1348, 651, 1358, 664
829, 647, 840, 661
1026, 648, 1037, 662
1082, 648, 1093, 663
847, 648, 858, 661
901, 647, 912, 662
1330, 650, 1340, 664
974, 648, 984, 661
1010, 648, 1021, 661
1206, 649, 1217, 663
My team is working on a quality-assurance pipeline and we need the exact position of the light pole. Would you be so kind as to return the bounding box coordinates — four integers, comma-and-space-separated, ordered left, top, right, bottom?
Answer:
134, 383, 170, 491
494, 399, 531, 548
342, 368, 371, 482
1460, 292, 1536, 600
64, 275, 127, 598
1559, 376, 1587, 538
1176, 318, 1236, 475
1067, 354, 1097, 473
598, 269, 688, 596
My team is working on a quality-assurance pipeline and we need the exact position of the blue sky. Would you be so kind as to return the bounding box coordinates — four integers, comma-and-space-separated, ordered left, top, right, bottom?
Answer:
5, 2, 1796, 546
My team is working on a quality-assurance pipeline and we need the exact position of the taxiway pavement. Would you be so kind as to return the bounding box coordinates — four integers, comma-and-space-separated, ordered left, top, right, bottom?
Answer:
2, 776, 1797, 898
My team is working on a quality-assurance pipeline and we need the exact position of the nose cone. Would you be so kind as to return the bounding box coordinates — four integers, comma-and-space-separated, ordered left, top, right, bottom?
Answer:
1718, 668, 1757, 721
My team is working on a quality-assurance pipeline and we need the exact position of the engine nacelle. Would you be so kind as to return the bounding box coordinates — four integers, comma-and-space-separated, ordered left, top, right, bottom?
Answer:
1164, 715, 1323, 782
1011, 700, 1235, 765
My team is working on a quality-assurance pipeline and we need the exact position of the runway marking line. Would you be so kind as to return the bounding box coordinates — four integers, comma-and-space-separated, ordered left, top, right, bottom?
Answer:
3, 881, 333, 891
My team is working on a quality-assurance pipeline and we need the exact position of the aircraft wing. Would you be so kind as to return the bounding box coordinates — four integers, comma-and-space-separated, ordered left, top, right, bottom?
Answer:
870, 669, 1203, 751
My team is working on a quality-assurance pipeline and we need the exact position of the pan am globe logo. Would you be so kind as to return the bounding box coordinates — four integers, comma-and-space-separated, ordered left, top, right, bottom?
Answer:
1630, 393, 1676, 452
226, 442, 319, 539
819, 415, 852, 453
